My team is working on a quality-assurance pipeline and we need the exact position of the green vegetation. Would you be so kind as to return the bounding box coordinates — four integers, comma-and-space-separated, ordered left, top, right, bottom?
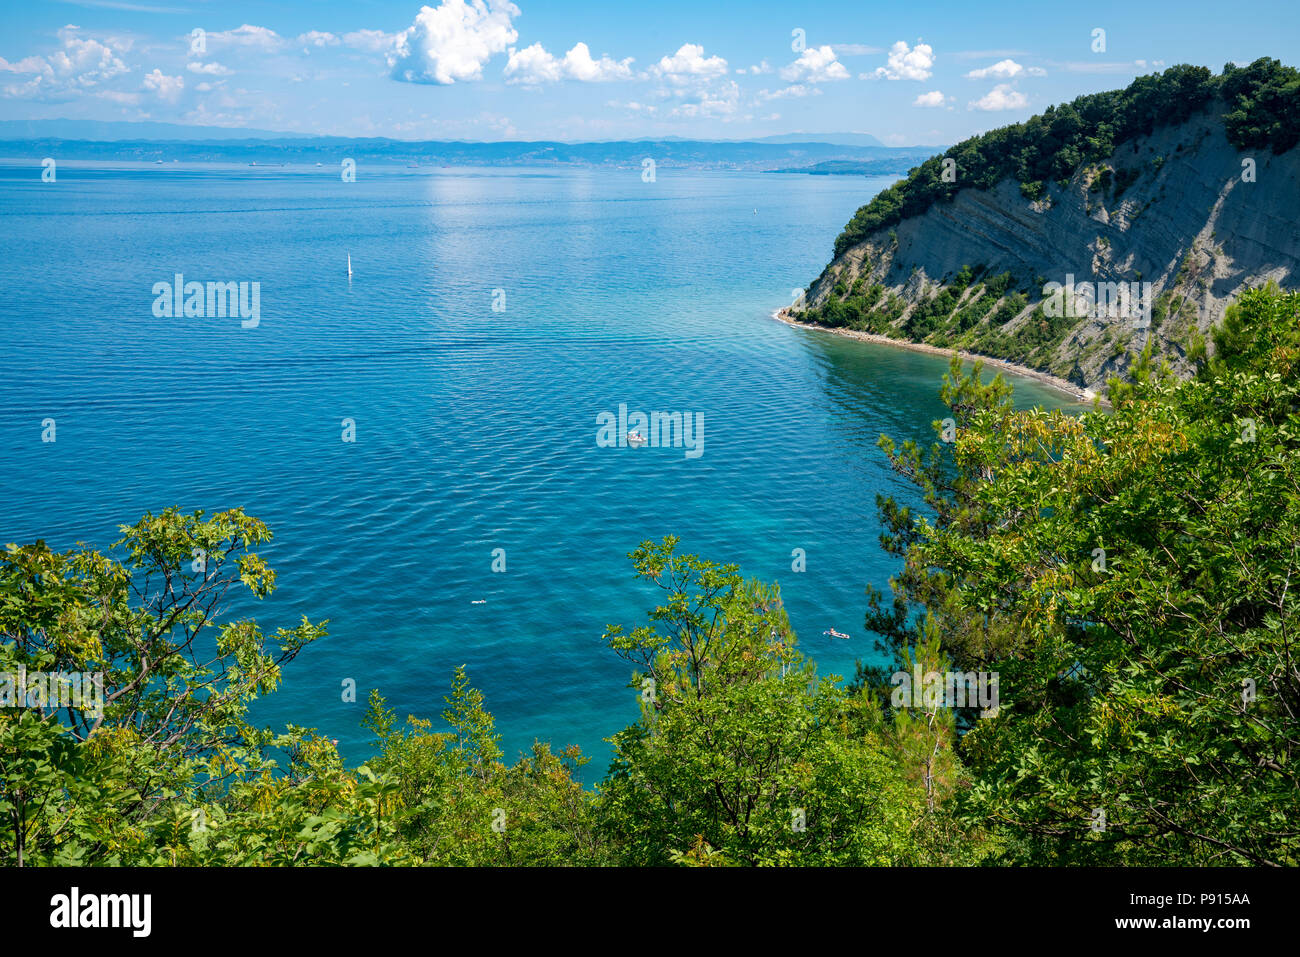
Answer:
831, 60, 1300, 258
3, 286, 1298, 866
862, 284, 1300, 864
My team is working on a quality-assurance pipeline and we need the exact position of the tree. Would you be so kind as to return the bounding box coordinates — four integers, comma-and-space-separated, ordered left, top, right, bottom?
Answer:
0, 507, 324, 864
596, 537, 961, 865
867, 285, 1300, 865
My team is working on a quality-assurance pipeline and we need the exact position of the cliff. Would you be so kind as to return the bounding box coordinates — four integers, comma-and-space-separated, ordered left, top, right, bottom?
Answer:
790, 63, 1300, 391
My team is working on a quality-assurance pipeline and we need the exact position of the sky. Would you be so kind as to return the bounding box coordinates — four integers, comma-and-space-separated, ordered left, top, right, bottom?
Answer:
0, 0, 1296, 143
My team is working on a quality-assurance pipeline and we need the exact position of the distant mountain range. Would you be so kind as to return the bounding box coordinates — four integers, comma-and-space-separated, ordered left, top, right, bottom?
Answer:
0, 120, 938, 172
0, 120, 893, 149
751, 133, 887, 147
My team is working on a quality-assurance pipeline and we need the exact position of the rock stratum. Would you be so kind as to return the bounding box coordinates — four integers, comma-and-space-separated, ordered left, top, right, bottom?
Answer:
788, 63, 1300, 392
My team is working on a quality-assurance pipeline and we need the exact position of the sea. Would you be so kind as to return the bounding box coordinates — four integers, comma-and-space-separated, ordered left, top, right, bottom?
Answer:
0, 159, 1080, 777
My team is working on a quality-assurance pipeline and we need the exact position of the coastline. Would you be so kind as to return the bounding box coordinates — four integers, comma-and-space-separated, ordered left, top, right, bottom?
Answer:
772, 308, 1101, 406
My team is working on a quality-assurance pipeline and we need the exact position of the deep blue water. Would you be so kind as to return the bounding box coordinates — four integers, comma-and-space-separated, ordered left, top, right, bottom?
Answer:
0, 160, 1077, 776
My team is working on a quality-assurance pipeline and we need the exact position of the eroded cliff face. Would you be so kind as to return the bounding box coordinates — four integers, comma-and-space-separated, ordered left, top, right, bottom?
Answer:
802, 112, 1300, 390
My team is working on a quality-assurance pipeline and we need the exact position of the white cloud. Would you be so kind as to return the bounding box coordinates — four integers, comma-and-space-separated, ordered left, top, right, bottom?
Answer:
2, 77, 45, 97
871, 40, 934, 81
49, 26, 130, 85
913, 90, 950, 107
143, 68, 184, 101
388, 0, 520, 85
343, 30, 401, 54
736, 60, 771, 75
668, 79, 740, 117
187, 61, 231, 75
503, 43, 560, 84
561, 42, 633, 82
504, 41, 632, 84
209, 25, 283, 51
965, 58, 1045, 79
297, 31, 341, 50
0, 54, 54, 75
652, 43, 728, 82
0, 25, 129, 99
969, 83, 1028, 111
780, 45, 849, 83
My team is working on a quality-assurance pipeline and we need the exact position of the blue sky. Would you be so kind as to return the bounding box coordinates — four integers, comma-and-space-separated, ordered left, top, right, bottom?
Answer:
0, 0, 1296, 142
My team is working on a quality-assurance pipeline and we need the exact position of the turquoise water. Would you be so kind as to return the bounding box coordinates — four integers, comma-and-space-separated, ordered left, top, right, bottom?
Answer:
0, 161, 1077, 775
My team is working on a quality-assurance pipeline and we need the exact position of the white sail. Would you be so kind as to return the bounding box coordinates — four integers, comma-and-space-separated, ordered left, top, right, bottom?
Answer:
347, 253, 352, 277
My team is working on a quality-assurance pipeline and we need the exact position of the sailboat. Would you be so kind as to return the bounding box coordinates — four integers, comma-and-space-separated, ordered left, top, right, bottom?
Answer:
347, 253, 353, 278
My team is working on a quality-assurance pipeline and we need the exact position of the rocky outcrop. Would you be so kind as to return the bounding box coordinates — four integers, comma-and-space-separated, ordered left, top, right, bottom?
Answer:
798, 112, 1300, 390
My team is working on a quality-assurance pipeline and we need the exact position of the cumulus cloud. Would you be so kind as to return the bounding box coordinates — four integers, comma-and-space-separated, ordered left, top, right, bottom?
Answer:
970, 83, 1028, 111
143, 68, 184, 101
965, 58, 1045, 79
870, 40, 934, 81
736, 60, 771, 75
503, 43, 559, 84
0, 54, 54, 76
780, 45, 849, 82
504, 41, 633, 84
0, 25, 130, 99
187, 61, 231, 75
388, 0, 520, 85
651, 43, 728, 82
913, 90, 951, 107
564, 42, 633, 81
49, 26, 130, 84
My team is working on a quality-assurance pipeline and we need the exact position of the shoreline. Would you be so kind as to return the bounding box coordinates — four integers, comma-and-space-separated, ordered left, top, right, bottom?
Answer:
772, 308, 1101, 405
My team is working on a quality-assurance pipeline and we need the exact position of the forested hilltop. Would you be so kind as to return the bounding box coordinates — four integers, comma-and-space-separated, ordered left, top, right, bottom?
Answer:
4, 285, 1298, 867
789, 60, 1300, 391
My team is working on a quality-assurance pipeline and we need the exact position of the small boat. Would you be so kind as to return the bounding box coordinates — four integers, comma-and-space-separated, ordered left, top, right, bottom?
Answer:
471, 599, 486, 605
822, 628, 850, 640
347, 253, 353, 278
627, 431, 647, 447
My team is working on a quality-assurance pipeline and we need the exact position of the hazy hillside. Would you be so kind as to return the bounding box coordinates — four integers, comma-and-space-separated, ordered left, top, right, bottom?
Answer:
0, 128, 933, 172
